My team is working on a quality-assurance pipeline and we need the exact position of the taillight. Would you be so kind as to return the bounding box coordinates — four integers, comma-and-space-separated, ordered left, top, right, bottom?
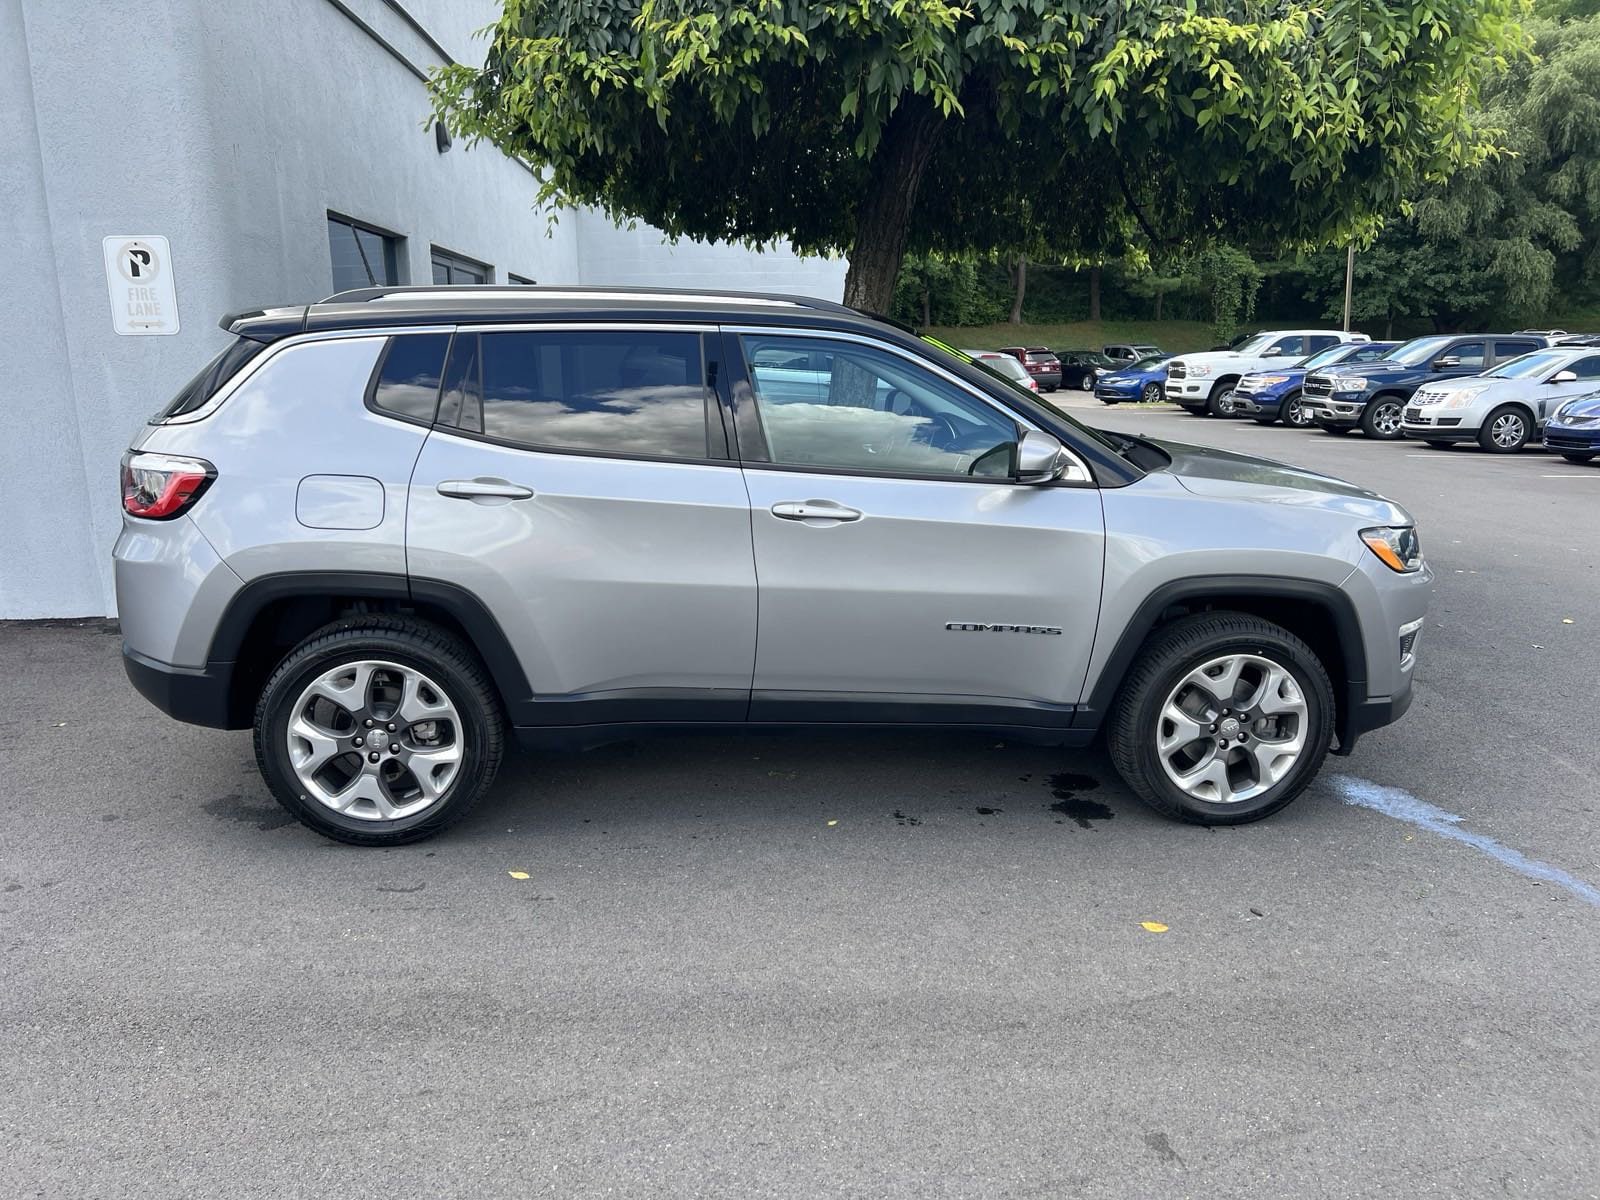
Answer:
121, 451, 216, 519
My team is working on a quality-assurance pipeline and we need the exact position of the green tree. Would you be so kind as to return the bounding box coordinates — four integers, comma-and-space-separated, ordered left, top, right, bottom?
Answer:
432, 1, 1527, 312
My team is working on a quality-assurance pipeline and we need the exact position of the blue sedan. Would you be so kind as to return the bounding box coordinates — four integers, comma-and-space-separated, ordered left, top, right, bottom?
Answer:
1093, 354, 1172, 405
1543, 392, 1600, 464
1230, 341, 1399, 426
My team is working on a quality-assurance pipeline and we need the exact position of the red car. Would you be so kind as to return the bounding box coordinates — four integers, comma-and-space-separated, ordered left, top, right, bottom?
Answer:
997, 346, 1063, 392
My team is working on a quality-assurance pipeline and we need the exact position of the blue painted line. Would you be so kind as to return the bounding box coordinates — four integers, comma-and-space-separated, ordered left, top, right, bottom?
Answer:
1329, 774, 1600, 909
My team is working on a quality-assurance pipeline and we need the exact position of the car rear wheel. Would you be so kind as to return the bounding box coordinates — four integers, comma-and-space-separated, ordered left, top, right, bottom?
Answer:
254, 615, 505, 846
1141, 383, 1162, 404
1281, 392, 1312, 428
1079, 375, 1095, 392
1108, 613, 1334, 825
1479, 406, 1530, 453
1360, 397, 1404, 439
1561, 452, 1596, 464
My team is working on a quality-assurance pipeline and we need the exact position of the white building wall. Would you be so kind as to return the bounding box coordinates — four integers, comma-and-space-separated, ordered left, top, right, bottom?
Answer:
1, 0, 845, 619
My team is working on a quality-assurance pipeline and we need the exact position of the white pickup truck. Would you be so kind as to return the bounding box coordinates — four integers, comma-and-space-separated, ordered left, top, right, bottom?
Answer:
1165, 330, 1371, 416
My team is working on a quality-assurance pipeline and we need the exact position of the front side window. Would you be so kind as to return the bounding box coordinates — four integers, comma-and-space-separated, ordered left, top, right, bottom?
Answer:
439, 329, 711, 460
369, 334, 450, 422
741, 335, 1020, 478
1263, 336, 1306, 357
1446, 341, 1486, 369
1569, 355, 1600, 380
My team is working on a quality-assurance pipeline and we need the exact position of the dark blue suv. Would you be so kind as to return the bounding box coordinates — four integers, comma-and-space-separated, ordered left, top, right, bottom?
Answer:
1230, 342, 1399, 427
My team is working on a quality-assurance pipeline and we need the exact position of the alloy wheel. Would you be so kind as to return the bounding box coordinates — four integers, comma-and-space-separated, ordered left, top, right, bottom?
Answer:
1283, 396, 1310, 427
1156, 653, 1308, 805
286, 659, 463, 821
1368, 401, 1403, 438
1491, 412, 1526, 448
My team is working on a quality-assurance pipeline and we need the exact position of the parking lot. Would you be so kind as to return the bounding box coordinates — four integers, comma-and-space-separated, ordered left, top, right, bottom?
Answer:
3, 406, 1598, 1199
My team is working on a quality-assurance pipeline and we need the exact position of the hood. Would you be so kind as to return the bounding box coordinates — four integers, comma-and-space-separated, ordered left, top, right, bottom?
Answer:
1554, 393, 1600, 420
1331, 360, 1414, 379
1152, 438, 1411, 522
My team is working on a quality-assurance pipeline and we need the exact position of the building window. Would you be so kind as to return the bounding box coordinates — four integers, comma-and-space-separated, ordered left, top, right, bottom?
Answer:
507, 273, 536, 285
328, 214, 402, 292
431, 246, 491, 285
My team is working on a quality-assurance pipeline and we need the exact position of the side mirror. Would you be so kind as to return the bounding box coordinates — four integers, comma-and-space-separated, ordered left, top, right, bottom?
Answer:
1015, 430, 1066, 483
1434, 356, 1461, 369
1549, 370, 1578, 384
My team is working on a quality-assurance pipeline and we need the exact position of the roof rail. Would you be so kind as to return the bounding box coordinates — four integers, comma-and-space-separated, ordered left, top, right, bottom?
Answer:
318, 283, 854, 312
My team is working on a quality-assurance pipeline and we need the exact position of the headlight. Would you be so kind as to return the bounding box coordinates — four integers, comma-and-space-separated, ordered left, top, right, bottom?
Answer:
1254, 375, 1291, 385
1439, 386, 1487, 409
1331, 375, 1368, 391
1361, 526, 1424, 573
1187, 364, 1212, 377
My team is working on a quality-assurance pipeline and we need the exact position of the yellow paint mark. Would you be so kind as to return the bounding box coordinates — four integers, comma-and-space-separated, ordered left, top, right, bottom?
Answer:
1140, 921, 1169, 933
507, 871, 530, 880
827, 820, 838, 826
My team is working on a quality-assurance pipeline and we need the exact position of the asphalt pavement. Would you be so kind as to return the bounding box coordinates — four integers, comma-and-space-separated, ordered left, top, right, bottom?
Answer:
3, 404, 1598, 1199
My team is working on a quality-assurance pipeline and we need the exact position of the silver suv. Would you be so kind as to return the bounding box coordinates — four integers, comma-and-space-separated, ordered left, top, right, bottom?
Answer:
117, 287, 1431, 845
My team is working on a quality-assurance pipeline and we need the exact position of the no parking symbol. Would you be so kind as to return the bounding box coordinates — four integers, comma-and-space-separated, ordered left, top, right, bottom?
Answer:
103, 235, 179, 335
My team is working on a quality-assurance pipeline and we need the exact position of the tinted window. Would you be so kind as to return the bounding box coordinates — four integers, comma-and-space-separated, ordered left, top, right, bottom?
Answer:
328, 215, 401, 291
1307, 335, 1341, 352
743, 335, 1019, 478
1446, 341, 1485, 369
1263, 336, 1306, 357
444, 330, 709, 459
370, 334, 449, 422
1570, 355, 1600, 380
1494, 340, 1540, 361
156, 337, 268, 420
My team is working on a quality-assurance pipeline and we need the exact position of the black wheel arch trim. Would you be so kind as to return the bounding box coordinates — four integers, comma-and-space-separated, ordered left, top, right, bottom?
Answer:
203, 571, 534, 725
1075, 575, 1372, 749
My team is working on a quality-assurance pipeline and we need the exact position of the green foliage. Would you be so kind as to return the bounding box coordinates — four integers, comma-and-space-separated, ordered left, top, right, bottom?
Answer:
893, 255, 1007, 326
1185, 246, 1263, 341
1305, 14, 1600, 328
431, 0, 1530, 307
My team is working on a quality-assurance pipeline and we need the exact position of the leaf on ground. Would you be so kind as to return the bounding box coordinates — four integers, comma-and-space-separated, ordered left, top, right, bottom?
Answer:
507, 870, 530, 880
1140, 921, 1169, 933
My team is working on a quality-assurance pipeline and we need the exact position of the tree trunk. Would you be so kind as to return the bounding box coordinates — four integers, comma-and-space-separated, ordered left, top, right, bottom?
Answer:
1384, 312, 1394, 340
1153, 286, 1164, 322
1088, 265, 1102, 322
921, 287, 931, 329
1009, 254, 1027, 324
842, 98, 944, 313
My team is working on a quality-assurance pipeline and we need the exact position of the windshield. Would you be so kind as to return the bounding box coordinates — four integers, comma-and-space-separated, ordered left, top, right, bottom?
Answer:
984, 356, 1031, 382
1229, 334, 1274, 356
1387, 335, 1458, 366
1130, 354, 1168, 370
1483, 350, 1565, 379
1300, 343, 1363, 370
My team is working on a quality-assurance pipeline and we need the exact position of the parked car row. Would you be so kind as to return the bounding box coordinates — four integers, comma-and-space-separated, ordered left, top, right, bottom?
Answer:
987, 344, 1167, 394
1145, 327, 1600, 461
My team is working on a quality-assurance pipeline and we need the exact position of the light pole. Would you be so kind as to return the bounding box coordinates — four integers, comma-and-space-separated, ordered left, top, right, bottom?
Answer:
1343, 244, 1355, 332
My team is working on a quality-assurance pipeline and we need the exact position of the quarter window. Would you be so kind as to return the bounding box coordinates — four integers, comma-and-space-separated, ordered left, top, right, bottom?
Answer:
439, 330, 711, 460
369, 334, 450, 422
328, 214, 402, 291
740, 335, 1020, 479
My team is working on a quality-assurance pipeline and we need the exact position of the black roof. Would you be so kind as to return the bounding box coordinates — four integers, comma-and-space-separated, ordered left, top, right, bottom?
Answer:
222, 284, 869, 342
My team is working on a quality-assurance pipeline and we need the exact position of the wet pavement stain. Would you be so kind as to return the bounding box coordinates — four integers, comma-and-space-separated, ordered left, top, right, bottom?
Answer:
1047, 772, 1114, 830
1143, 1131, 1185, 1166
975, 806, 1003, 816
377, 883, 426, 894
3, 883, 21, 893
201, 794, 296, 832
893, 810, 922, 826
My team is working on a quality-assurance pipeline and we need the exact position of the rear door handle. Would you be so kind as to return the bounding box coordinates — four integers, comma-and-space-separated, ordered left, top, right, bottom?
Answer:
770, 500, 863, 522
436, 478, 534, 501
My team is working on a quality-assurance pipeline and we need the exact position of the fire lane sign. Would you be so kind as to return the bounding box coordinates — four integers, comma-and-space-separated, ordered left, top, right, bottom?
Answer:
103, 235, 179, 335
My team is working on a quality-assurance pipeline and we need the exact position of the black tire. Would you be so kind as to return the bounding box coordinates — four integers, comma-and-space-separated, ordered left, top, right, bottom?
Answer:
1253, 415, 1278, 426
1360, 396, 1405, 440
1141, 382, 1163, 404
1425, 440, 1454, 450
1478, 405, 1531, 453
1108, 612, 1335, 826
1280, 392, 1312, 428
1206, 382, 1239, 417
253, 615, 505, 846
1318, 423, 1351, 435
1561, 452, 1597, 464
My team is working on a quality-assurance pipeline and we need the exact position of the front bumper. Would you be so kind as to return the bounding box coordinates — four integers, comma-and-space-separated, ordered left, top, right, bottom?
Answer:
1230, 390, 1286, 416
1301, 394, 1367, 426
1401, 426, 1475, 443
1544, 425, 1600, 452
1094, 383, 1143, 402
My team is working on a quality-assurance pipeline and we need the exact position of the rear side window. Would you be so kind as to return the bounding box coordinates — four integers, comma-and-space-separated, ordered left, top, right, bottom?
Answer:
155, 337, 268, 420
368, 334, 450, 422
439, 330, 711, 460
1494, 340, 1539, 361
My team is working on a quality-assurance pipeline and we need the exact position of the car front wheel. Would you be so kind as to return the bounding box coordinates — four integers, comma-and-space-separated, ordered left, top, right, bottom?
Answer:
1207, 384, 1239, 417
1141, 383, 1162, 404
1108, 613, 1334, 825
1281, 393, 1312, 428
1479, 406, 1530, 453
1361, 397, 1404, 439
1079, 375, 1095, 392
254, 615, 505, 845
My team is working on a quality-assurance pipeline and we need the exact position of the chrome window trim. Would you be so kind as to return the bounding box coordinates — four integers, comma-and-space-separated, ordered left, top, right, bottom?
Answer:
722, 325, 1096, 486
153, 326, 452, 425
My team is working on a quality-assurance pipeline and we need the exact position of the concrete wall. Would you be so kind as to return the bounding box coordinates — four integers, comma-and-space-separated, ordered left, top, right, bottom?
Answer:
2, 0, 845, 619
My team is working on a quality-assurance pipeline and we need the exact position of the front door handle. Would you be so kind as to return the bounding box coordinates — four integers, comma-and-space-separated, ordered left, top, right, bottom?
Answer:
770, 499, 863, 523
437, 478, 534, 501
